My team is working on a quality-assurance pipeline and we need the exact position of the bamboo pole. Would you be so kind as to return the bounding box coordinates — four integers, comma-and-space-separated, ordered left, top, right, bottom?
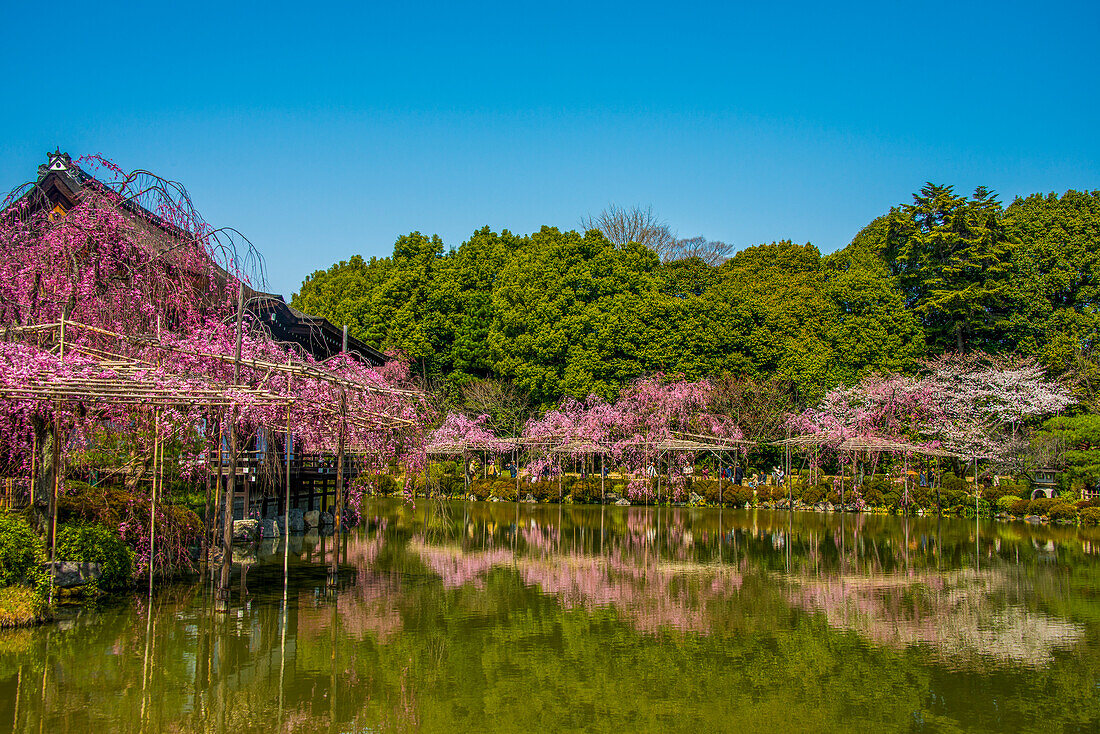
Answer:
148, 411, 159, 598
217, 283, 245, 612
329, 388, 346, 588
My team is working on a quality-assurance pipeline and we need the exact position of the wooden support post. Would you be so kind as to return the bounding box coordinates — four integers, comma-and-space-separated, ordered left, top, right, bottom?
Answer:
717, 451, 723, 508
49, 418, 60, 543
211, 416, 223, 567
217, 283, 245, 612
148, 411, 160, 598
285, 371, 293, 542
329, 389, 346, 589
201, 416, 213, 571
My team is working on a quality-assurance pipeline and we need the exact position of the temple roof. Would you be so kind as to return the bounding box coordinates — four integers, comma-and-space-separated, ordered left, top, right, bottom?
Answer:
6, 151, 388, 366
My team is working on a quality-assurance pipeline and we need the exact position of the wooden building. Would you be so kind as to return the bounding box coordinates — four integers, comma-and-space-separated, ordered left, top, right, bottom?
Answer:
5, 151, 388, 518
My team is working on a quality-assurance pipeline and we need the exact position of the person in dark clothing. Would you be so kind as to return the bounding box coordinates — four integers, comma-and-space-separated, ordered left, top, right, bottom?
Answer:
734, 465, 744, 485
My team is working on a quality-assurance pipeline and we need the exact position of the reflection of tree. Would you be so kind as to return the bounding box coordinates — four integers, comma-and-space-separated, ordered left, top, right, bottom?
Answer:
410, 537, 741, 635
787, 568, 1084, 666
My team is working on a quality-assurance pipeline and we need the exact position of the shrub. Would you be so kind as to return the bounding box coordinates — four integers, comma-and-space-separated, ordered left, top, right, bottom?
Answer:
802, 483, 828, 506
490, 481, 517, 502
438, 475, 460, 496
468, 479, 491, 500
1027, 498, 1057, 517
0, 512, 48, 592
1009, 498, 1031, 517
1080, 507, 1100, 526
527, 481, 555, 502
941, 473, 969, 493
55, 522, 134, 589
997, 495, 1022, 512
570, 480, 604, 504
694, 479, 718, 502
727, 486, 753, 507
0, 586, 49, 627
1048, 503, 1079, 523
861, 478, 888, 507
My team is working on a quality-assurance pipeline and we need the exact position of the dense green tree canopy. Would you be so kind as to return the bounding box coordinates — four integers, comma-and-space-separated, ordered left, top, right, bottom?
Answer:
291, 185, 1100, 412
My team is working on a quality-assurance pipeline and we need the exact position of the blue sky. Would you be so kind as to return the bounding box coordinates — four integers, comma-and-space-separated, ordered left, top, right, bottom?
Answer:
2, 1, 1097, 298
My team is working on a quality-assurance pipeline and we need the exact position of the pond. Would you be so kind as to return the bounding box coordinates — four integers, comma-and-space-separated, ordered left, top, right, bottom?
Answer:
2, 499, 1099, 732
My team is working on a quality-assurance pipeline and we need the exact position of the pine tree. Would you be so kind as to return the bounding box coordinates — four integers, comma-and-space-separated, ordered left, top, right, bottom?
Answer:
886, 183, 1016, 353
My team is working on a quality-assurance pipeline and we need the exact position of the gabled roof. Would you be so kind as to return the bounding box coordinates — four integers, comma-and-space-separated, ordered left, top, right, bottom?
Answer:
6, 151, 389, 366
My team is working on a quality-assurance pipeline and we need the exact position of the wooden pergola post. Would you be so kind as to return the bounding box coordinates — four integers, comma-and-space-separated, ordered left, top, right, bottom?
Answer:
216, 283, 245, 612
331, 387, 347, 588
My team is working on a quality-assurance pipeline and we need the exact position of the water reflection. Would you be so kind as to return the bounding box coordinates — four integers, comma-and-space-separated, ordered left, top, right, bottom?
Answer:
2, 500, 1099, 732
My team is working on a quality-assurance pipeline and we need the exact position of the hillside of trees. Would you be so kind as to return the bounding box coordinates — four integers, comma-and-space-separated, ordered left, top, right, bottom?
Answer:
291, 185, 1100, 411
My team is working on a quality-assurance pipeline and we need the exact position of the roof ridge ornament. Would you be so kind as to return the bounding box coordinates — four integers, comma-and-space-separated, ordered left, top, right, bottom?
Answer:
38, 149, 73, 178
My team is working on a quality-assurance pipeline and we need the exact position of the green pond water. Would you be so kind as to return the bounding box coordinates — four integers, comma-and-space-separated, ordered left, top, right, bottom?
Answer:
2, 499, 1100, 733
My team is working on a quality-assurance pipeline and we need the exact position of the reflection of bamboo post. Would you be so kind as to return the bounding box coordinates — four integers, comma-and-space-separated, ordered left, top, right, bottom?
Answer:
12, 664, 20, 729
149, 411, 159, 598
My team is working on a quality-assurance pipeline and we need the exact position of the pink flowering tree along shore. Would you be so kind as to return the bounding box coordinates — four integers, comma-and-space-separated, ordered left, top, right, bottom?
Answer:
0, 156, 428, 578
788, 353, 1076, 477
521, 375, 745, 500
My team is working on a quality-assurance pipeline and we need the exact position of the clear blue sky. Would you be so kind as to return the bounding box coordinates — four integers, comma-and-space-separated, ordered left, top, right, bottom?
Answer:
2, 1, 1097, 298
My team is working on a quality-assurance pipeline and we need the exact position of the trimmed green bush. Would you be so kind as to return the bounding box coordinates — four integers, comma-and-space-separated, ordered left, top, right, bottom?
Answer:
727, 486, 752, 507
997, 495, 1022, 512
802, 483, 828, 506
861, 478, 888, 507
1009, 498, 1031, 517
490, 480, 518, 501
55, 522, 134, 589
1048, 503, 1078, 523
1027, 497, 1057, 517
1080, 507, 1100, 526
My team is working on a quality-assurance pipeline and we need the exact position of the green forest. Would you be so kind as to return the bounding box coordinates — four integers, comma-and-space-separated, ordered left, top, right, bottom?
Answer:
291, 185, 1100, 410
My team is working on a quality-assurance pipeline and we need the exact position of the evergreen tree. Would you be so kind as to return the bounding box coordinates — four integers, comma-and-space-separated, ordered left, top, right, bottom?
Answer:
886, 184, 1017, 353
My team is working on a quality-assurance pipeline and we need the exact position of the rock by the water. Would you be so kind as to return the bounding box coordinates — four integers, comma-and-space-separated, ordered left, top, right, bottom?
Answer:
320, 511, 334, 526
287, 508, 305, 533
46, 561, 102, 588
261, 518, 280, 538
615, 498, 631, 506
1025, 515, 1044, 524
303, 510, 321, 528
522, 494, 536, 503
689, 492, 706, 506
232, 519, 261, 542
